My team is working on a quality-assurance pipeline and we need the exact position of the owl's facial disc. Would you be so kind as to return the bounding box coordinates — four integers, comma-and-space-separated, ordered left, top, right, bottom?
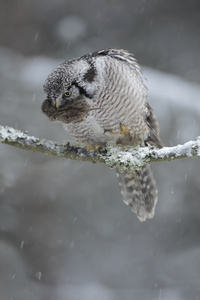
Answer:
55, 80, 94, 109
42, 60, 97, 123
42, 81, 92, 123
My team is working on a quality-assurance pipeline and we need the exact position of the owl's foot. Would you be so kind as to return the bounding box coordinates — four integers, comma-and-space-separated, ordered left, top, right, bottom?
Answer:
86, 145, 103, 151
110, 124, 130, 136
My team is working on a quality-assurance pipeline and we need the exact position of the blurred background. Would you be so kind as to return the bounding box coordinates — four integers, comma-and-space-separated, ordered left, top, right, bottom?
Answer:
0, 0, 200, 299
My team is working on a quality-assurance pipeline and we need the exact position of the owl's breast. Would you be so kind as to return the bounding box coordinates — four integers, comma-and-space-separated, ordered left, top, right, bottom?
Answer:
64, 111, 141, 146
64, 113, 116, 145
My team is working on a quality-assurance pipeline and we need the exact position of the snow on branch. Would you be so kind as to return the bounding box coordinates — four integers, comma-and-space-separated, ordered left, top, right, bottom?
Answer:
0, 125, 199, 171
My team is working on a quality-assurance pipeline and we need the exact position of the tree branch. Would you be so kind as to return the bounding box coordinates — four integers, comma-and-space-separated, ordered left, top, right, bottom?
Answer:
0, 125, 199, 171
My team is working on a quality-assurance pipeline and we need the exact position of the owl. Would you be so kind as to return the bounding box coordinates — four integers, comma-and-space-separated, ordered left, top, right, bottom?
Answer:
42, 49, 162, 221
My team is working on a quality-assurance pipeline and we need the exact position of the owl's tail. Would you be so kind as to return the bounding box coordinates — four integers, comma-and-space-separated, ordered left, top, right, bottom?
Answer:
116, 164, 158, 222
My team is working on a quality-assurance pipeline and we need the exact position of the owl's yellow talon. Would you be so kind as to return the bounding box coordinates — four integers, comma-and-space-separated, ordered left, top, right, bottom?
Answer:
109, 131, 115, 135
110, 125, 130, 136
86, 146, 94, 151
86, 145, 102, 151
119, 125, 130, 136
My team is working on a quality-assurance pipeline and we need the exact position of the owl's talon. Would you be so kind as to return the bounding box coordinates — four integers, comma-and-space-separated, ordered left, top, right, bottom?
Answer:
120, 125, 130, 136
110, 125, 130, 136
86, 145, 102, 151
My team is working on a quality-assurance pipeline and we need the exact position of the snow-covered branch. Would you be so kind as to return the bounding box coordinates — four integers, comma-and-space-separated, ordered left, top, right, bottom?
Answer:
0, 125, 199, 170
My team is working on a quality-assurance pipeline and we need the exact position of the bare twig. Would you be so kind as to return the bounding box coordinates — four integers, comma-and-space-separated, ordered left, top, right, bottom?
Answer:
0, 125, 199, 171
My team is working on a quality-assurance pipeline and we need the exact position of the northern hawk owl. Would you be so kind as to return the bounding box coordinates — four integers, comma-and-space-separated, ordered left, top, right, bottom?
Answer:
42, 49, 162, 221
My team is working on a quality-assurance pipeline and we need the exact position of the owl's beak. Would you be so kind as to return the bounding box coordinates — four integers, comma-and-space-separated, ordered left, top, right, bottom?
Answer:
55, 102, 59, 109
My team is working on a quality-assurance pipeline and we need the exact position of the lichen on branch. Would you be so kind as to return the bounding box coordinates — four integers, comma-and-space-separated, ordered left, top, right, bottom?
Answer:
0, 125, 199, 170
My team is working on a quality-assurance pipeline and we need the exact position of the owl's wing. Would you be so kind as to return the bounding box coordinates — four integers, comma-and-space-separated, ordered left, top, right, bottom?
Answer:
93, 48, 142, 76
145, 103, 163, 148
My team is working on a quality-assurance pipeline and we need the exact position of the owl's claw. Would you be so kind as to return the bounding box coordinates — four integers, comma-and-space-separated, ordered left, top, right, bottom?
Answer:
110, 124, 130, 136
86, 145, 102, 151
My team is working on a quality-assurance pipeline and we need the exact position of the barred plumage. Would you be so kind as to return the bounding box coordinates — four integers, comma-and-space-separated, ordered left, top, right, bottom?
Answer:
42, 48, 162, 221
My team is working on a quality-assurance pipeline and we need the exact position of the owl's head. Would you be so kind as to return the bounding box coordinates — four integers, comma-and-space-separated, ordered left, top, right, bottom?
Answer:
44, 57, 99, 107
42, 54, 101, 123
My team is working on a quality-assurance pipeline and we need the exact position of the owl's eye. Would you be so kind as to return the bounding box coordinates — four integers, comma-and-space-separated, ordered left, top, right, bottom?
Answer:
63, 90, 72, 100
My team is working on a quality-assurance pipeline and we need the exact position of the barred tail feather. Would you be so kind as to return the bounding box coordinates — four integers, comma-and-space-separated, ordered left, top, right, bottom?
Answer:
116, 164, 158, 221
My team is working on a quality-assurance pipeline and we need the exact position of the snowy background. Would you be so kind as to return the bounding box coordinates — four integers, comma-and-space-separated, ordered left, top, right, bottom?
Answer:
0, 1, 200, 300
